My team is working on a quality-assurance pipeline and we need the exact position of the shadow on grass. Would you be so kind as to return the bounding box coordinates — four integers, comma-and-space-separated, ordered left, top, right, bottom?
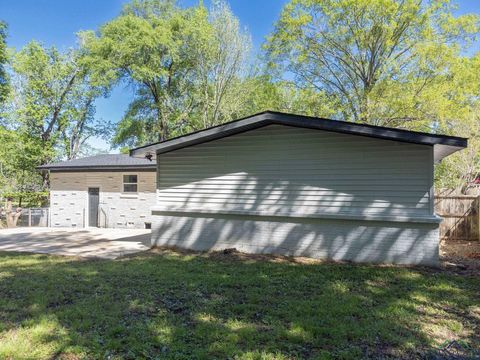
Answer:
0, 250, 478, 359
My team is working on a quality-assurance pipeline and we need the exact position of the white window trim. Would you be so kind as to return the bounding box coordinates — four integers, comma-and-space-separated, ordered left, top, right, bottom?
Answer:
122, 173, 139, 194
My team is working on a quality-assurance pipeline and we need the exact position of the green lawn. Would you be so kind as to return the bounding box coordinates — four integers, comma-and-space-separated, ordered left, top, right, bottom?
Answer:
0, 249, 478, 360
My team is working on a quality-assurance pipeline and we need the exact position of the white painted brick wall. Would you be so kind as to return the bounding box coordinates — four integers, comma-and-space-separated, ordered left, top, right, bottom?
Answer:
152, 212, 439, 265
50, 171, 156, 229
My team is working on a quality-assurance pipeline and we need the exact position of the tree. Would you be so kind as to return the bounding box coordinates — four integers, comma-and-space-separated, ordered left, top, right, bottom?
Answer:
81, 0, 209, 145
82, 0, 254, 148
60, 79, 105, 160
237, 75, 338, 119
0, 128, 19, 191
0, 21, 8, 107
111, 92, 158, 148
266, 0, 479, 126
266, 0, 480, 190
0, 127, 43, 197
432, 53, 480, 192
195, 0, 251, 128
9, 41, 101, 187
0, 198, 22, 228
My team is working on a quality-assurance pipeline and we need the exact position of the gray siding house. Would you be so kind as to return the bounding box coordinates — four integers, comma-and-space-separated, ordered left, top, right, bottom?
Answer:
131, 111, 467, 265
38, 154, 156, 229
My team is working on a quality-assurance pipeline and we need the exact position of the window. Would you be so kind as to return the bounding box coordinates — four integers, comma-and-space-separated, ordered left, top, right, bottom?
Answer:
123, 174, 138, 193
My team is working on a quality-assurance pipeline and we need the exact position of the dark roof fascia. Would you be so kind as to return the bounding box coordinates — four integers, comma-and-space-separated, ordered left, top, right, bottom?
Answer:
269, 112, 467, 147
37, 165, 156, 172
129, 112, 268, 156
129, 111, 468, 157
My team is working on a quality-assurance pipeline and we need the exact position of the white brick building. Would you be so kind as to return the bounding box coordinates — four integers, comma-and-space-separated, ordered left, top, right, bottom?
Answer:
38, 154, 156, 229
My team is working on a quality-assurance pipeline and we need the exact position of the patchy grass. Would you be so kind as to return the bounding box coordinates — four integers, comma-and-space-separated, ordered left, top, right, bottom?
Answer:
0, 249, 478, 359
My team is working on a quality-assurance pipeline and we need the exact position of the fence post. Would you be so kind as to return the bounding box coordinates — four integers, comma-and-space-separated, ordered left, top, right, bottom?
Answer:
478, 195, 480, 242
28, 208, 32, 227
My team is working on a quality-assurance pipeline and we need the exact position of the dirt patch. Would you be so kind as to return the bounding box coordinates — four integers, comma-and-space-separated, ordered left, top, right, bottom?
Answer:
57, 353, 82, 360
149, 246, 331, 265
440, 240, 480, 276
149, 245, 480, 276
206, 247, 327, 265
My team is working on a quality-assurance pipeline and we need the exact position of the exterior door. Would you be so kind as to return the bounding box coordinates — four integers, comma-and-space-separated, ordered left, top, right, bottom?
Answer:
88, 187, 100, 227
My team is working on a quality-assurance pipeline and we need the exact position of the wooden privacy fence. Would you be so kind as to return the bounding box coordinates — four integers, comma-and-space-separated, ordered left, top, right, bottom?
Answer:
435, 195, 479, 242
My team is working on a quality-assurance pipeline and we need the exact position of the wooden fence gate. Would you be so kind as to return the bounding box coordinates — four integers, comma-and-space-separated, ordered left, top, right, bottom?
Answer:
435, 195, 479, 242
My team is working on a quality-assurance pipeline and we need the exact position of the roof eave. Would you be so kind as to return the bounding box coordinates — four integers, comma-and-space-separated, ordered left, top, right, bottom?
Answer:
36, 165, 157, 171
129, 111, 468, 160
129, 112, 272, 157
433, 143, 467, 162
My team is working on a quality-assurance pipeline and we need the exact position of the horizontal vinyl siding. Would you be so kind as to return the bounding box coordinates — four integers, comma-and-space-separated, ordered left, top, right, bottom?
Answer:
157, 125, 433, 219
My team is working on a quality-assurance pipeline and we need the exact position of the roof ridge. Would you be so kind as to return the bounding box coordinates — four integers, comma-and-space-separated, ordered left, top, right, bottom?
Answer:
130, 111, 468, 156
129, 111, 467, 163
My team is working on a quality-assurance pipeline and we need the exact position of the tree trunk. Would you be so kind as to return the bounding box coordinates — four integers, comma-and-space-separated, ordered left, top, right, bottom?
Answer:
158, 107, 169, 142
41, 171, 50, 189
5, 198, 22, 228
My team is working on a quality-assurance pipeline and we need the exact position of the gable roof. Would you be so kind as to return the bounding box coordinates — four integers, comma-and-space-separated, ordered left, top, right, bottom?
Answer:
129, 111, 467, 162
37, 154, 156, 171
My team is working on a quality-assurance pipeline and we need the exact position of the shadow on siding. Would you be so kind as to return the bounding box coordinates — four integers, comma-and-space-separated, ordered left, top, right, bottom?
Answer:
153, 126, 436, 265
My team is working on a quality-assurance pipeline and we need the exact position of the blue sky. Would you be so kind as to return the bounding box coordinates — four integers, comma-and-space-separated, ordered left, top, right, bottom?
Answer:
1, 0, 478, 151
1, 0, 289, 151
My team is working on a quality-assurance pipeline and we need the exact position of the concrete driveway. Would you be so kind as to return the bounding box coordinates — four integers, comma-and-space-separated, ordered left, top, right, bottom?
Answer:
0, 227, 151, 259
